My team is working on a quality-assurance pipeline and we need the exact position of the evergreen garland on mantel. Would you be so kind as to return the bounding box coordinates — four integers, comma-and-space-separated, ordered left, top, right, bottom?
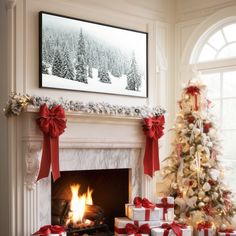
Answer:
4, 93, 166, 118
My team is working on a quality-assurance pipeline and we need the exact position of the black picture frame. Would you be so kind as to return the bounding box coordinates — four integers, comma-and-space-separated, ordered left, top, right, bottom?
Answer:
39, 11, 148, 98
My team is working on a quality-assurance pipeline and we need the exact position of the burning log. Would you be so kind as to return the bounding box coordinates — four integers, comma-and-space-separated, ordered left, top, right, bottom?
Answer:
84, 204, 105, 224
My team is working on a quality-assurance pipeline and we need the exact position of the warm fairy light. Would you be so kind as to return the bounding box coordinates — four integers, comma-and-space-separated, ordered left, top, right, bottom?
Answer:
67, 184, 94, 226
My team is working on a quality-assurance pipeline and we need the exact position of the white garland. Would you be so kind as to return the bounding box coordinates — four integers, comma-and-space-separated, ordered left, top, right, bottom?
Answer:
4, 93, 166, 118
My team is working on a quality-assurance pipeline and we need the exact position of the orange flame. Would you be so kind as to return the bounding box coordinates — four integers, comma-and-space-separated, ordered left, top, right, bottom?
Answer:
68, 184, 94, 226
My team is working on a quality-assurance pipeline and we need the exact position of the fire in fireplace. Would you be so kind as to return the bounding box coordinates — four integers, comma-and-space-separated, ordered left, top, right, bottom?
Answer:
51, 169, 129, 235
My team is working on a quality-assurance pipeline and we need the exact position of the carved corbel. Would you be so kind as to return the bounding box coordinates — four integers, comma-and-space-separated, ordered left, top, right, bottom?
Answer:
24, 142, 41, 190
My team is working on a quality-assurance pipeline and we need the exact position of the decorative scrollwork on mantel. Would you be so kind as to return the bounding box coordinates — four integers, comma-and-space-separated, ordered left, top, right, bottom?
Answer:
24, 143, 41, 190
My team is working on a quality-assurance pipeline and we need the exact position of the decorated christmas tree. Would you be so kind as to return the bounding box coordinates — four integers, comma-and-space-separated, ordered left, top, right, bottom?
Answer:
161, 76, 236, 228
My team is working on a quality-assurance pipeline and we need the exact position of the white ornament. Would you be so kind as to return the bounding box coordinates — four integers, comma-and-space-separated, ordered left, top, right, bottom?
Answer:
195, 128, 201, 135
213, 192, 219, 199
198, 202, 205, 208
210, 169, 220, 181
207, 142, 213, 148
198, 190, 205, 198
202, 182, 211, 191
221, 224, 227, 231
197, 144, 203, 151
189, 124, 194, 129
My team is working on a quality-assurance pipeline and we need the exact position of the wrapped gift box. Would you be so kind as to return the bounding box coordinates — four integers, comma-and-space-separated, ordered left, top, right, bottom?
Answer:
115, 217, 162, 236
218, 230, 236, 236
125, 203, 161, 221
151, 225, 192, 236
156, 197, 174, 221
32, 225, 67, 236
196, 228, 215, 236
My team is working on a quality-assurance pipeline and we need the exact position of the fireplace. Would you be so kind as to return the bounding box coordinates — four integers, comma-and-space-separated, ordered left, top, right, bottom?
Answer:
19, 111, 158, 235
51, 169, 129, 233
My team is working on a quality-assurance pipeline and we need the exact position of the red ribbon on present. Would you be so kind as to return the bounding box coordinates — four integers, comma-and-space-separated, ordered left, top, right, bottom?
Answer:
133, 197, 155, 220
161, 222, 187, 236
197, 222, 213, 236
37, 104, 66, 182
125, 223, 151, 235
32, 225, 65, 235
156, 197, 174, 220
143, 115, 165, 177
218, 228, 234, 236
185, 86, 200, 111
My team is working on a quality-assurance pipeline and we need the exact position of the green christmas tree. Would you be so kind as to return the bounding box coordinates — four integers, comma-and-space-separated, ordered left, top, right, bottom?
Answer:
161, 77, 236, 228
52, 49, 63, 77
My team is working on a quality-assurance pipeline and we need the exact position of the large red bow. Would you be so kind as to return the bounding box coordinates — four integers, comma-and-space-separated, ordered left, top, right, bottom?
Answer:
125, 223, 151, 235
37, 104, 66, 182
32, 225, 65, 235
156, 197, 174, 220
133, 196, 155, 209
143, 115, 165, 177
161, 222, 187, 236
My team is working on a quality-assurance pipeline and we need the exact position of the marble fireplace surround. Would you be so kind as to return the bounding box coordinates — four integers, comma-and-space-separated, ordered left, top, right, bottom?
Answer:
21, 109, 157, 235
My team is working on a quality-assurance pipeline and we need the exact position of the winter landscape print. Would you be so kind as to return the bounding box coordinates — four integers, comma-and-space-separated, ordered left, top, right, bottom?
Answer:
39, 12, 148, 97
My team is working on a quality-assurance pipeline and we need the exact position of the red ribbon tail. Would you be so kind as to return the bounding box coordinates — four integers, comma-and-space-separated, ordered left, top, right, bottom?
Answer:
171, 223, 183, 236
164, 229, 169, 236
143, 138, 160, 177
204, 229, 208, 236
50, 137, 60, 182
37, 135, 51, 181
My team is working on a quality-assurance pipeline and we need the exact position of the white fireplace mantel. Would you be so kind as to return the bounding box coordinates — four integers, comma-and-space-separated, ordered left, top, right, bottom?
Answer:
10, 109, 158, 235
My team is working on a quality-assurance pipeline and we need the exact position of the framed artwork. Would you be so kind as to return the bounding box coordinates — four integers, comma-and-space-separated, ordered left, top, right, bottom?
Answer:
39, 12, 148, 97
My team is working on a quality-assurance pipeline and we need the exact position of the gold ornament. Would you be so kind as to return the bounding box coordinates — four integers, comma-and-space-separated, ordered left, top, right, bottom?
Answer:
198, 190, 205, 199
203, 196, 210, 202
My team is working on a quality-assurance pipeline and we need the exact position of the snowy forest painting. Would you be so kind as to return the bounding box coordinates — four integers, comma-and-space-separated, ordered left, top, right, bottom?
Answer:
39, 12, 148, 97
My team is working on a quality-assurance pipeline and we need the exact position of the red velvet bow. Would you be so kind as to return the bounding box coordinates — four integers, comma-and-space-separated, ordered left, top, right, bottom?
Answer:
133, 197, 155, 209
156, 197, 174, 220
197, 222, 212, 230
32, 225, 65, 235
125, 223, 151, 235
161, 222, 187, 236
143, 115, 165, 177
185, 86, 200, 95
37, 104, 66, 182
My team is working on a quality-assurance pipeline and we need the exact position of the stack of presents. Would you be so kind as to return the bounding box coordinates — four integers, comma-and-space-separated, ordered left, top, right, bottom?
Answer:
114, 196, 236, 236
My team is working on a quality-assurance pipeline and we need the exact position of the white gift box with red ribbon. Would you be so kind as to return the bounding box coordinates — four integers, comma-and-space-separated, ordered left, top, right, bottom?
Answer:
196, 228, 215, 236
125, 203, 161, 221
218, 230, 236, 236
115, 217, 162, 236
155, 197, 174, 221
151, 226, 192, 236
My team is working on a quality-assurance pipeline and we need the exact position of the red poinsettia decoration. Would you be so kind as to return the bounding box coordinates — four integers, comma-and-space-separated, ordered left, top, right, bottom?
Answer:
204, 122, 212, 133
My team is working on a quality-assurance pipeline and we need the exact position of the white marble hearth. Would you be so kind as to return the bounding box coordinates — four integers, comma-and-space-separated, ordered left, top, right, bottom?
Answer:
17, 110, 157, 235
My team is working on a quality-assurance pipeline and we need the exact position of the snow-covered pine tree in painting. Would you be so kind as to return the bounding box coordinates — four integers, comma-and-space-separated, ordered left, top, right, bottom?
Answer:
61, 45, 75, 80
52, 48, 63, 78
126, 52, 141, 91
40, 12, 147, 97
75, 30, 88, 84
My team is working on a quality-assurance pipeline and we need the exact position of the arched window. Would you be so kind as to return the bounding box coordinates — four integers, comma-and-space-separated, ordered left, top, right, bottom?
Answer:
190, 21, 236, 194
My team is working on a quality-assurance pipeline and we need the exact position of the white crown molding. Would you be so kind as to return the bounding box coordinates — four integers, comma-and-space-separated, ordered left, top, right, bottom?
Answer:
176, 0, 236, 22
